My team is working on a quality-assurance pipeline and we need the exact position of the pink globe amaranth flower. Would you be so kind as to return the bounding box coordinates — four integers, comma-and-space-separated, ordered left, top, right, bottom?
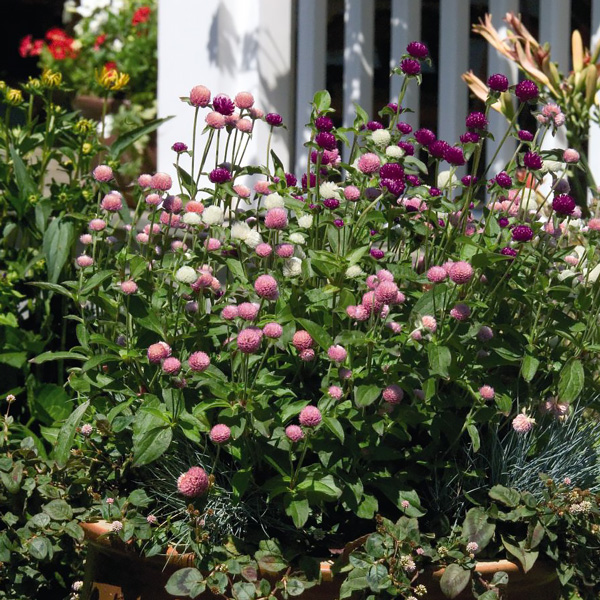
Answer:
236, 118, 253, 133
382, 384, 404, 404
285, 424, 304, 442
151, 172, 172, 191
238, 302, 260, 321
233, 184, 251, 199
160, 211, 181, 227
427, 266, 447, 283
206, 238, 222, 251
254, 274, 279, 300
221, 305, 239, 320
366, 274, 379, 290
327, 344, 347, 363
225, 112, 240, 127
234, 91, 254, 109
138, 173, 153, 187
479, 385, 495, 400
89, 218, 106, 232
337, 368, 352, 382
357, 152, 381, 174
515, 79, 539, 102
185, 200, 204, 214
237, 328, 263, 353
76, 255, 94, 268
487, 73, 509, 92
209, 424, 231, 444
410, 328, 423, 341
421, 315, 437, 332
177, 466, 209, 497
163, 195, 183, 213
512, 413, 535, 434
450, 303, 471, 321
299, 348, 315, 362
120, 280, 138, 295
263, 322, 283, 339
145, 193, 161, 206
188, 351, 210, 372
406, 41, 428, 58
344, 185, 361, 201
147, 341, 171, 364
328, 385, 343, 400
93, 165, 113, 182
190, 84, 211, 107
375, 281, 398, 304
563, 148, 580, 163
299, 405, 322, 427
292, 330, 314, 351
512, 225, 534, 242
588, 218, 600, 231
136, 232, 149, 244
254, 180, 271, 195
552, 194, 576, 216
162, 357, 182, 375
362, 291, 384, 315
80, 423, 93, 436
387, 321, 402, 334
80, 233, 92, 245
376, 269, 394, 283
448, 261, 474, 285
101, 193, 123, 212
264, 208, 288, 230
275, 244, 294, 258
205, 111, 225, 129
249, 106, 264, 119
255, 243, 273, 257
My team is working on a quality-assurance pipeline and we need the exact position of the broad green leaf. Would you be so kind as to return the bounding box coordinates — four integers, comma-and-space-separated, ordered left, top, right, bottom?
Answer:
30, 351, 87, 365
80, 269, 114, 296
43, 218, 75, 283
132, 426, 172, 466
232, 581, 256, 600
110, 116, 173, 159
501, 536, 539, 573
354, 385, 380, 408
296, 318, 333, 351
29, 537, 51, 561
428, 345, 451, 377
489, 485, 521, 508
557, 358, 584, 403
462, 507, 495, 551
53, 401, 89, 468
440, 563, 471, 599
285, 497, 309, 528
165, 568, 206, 598
312, 90, 331, 112
366, 563, 390, 592
43, 499, 73, 521
286, 579, 305, 597
29, 384, 71, 425
521, 354, 539, 383
9, 145, 37, 215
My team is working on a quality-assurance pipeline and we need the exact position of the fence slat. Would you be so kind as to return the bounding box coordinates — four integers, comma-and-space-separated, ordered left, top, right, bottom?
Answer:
390, 0, 421, 130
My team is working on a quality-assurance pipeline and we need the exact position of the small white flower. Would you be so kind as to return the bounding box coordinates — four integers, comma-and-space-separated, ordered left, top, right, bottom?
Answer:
297, 214, 314, 229
112, 38, 124, 52
345, 265, 364, 278
182, 212, 202, 226
175, 266, 197, 284
231, 221, 251, 240
385, 145, 404, 158
283, 257, 302, 277
202, 205, 225, 226
542, 160, 562, 173
520, 191, 540, 212
437, 170, 458, 189
244, 229, 262, 248
289, 232, 306, 245
319, 181, 341, 199
72, 581, 84, 592
264, 193, 285, 209
371, 129, 391, 148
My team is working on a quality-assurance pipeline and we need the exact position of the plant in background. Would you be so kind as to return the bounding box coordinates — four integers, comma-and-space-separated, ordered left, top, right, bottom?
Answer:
30, 37, 600, 600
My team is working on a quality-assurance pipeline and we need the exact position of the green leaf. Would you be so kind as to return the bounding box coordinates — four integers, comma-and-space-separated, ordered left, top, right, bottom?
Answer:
53, 401, 89, 468
28, 281, 73, 299
128, 489, 152, 507
232, 581, 256, 600
30, 351, 87, 365
466, 424, 480, 452
79, 269, 114, 296
29, 384, 71, 425
43, 218, 75, 283
356, 494, 378, 519
286, 579, 305, 597
462, 507, 495, 551
440, 563, 471, 599
312, 90, 331, 113
0, 463, 23, 494
296, 318, 333, 351
521, 354, 539, 383
501, 536, 539, 573
428, 345, 451, 377
557, 358, 584, 403
489, 485, 521, 508
29, 537, 51, 561
9, 145, 37, 214
43, 499, 73, 521
132, 426, 172, 466
354, 385, 380, 408
285, 497, 309, 528
366, 564, 389, 592
323, 416, 344, 443
165, 568, 206, 598
110, 116, 173, 159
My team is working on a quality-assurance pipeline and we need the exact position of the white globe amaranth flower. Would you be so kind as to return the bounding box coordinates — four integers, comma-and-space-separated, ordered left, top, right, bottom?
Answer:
437, 170, 458, 188
319, 181, 341, 199
264, 193, 285, 209
294, 246, 307, 260
231, 221, 251, 240
542, 160, 562, 173
182, 212, 202, 226
385, 145, 404, 159
345, 265, 364, 278
244, 229, 262, 248
371, 129, 391, 148
584, 263, 600, 284
297, 214, 314, 229
175, 266, 197, 284
289, 232, 306, 245
520, 191, 540, 212
283, 257, 302, 277
202, 205, 225, 226
112, 38, 124, 52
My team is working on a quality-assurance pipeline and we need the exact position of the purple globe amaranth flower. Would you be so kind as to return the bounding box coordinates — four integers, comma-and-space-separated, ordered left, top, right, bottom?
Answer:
429, 140, 450, 158
512, 225, 534, 242
518, 130, 534, 142
461, 175, 477, 187
265, 112, 283, 126
414, 128, 436, 146
460, 132, 480, 144
315, 131, 337, 150
172, 142, 188, 153
285, 173, 297, 187
515, 80, 539, 102
400, 58, 421, 75
209, 167, 232, 183
429, 187, 441, 197
498, 217, 510, 228
370, 247, 385, 260
501, 246, 518, 257
387, 102, 399, 112
334, 218, 344, 228
523, 151, 543, 171
406, 41, 429, 58
552, 194, 576, 216
398, 141, 414, 155
212, 94, 235, 116
397, 122, 413, 134
366, 120, 383, 130
487, 73, 509, 92
494, 171, 512, 188
406, 174, 421, 186
444, 146, 466, 166
465, 111, 488, 130
315, 115, 334, 132
323, 198, 340, 209
380, 163, 404, 180
381, 178, 405, 197
302, 172, 316, 189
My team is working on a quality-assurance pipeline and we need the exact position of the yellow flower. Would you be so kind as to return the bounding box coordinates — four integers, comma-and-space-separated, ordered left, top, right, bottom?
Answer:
6, 88, 23, 105
95, 66, 130, 91
41, 69, 62, 88
82, 142, 93, 155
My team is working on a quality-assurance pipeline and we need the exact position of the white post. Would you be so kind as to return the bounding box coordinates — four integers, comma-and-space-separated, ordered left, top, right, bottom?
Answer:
437, 0, 470, 148
343, 0, 374, 160
589, 0, 600, 199
390, 0, 421, 130
486, 0, 519, 178
294, 0, 328, 177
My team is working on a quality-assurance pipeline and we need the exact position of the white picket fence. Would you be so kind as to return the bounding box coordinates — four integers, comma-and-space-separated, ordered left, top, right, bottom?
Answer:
158, 0, 600, 188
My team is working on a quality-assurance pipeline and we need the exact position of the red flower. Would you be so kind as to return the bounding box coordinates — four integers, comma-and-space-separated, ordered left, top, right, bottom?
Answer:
132, 6, 151, 26
32, 40, 44, 56
104, 61, 118, 72
94, 33, 107, 51
45, 28, 70, 43
19, 35, 34, 58
44, 27, 78, 60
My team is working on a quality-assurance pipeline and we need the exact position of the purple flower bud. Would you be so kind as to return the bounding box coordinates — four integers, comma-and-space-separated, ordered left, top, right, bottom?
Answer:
265, 113, 283, 127
487, 73, 509, 92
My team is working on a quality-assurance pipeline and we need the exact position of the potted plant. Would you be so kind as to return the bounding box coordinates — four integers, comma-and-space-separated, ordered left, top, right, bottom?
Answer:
34, 37, 600, 600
